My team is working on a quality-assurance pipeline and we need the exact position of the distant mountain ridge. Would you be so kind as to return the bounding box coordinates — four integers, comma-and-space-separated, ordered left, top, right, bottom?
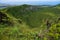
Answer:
0, 3, 14, 9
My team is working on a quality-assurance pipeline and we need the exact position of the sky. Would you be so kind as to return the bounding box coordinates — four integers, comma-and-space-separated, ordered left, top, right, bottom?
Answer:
0, 0, 60, 2
0, 0, 60, 5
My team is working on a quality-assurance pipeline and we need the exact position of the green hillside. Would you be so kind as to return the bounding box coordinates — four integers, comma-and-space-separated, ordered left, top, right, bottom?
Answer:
4, 4, 60, 27
0, 4, 60, 40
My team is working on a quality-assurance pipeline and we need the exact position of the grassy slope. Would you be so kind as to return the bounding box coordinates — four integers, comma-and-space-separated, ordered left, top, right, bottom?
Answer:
0, 4, 60, 40
5, 4, 60, 27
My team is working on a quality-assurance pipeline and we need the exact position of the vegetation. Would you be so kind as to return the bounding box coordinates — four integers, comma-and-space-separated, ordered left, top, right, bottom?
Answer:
0, 4, 60, 40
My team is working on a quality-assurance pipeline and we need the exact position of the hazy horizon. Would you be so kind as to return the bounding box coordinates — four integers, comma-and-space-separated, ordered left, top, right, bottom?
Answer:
0, 0, 60, 5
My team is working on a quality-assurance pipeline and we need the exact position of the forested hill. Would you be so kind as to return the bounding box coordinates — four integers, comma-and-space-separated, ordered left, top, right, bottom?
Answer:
2, 4, 60, 27
0, 4, 60, 40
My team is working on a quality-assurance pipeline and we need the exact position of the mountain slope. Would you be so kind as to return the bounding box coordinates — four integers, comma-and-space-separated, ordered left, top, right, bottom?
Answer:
3, 4, 60, 27
0, 4, 60, 40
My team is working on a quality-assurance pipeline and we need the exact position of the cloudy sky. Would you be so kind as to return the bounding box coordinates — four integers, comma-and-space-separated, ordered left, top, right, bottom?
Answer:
0, 0, 60, 5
